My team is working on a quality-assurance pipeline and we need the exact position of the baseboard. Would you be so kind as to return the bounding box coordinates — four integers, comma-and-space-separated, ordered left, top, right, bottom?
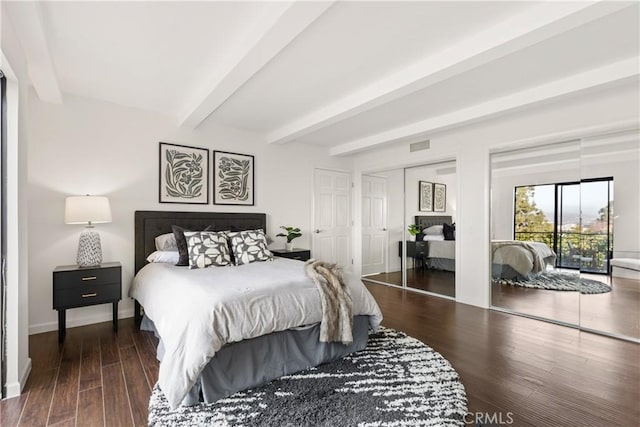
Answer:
29, 309, 135, 335
5, 357, 31, 398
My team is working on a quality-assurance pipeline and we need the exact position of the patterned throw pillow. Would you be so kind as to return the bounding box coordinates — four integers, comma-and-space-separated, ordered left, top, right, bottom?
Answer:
227, 229, 273, 265
184, 231, 231, 269
172, 225, 212, 266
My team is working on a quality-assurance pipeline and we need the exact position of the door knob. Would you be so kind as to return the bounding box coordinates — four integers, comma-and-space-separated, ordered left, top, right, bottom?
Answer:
315, 229, 321, 233
382, 228, 387, 231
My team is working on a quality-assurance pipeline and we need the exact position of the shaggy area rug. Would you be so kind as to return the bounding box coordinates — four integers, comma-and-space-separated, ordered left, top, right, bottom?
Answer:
148, 327, 468, 426
494, 271, 611, 294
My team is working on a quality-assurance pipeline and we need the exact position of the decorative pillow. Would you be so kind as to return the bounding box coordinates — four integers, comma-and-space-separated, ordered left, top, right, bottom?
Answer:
423, 225, 444, 236
443, 223, 456, 241
155, 233, 177, 251
172, 225, 212, 266
184, 231, 231, 269
146, 250, 180, 264
423, 235, 445, 241
227, 229, 273, 265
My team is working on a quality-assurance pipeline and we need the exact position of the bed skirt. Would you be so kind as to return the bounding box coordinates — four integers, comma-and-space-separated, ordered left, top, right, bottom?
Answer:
142, 315, 371, 406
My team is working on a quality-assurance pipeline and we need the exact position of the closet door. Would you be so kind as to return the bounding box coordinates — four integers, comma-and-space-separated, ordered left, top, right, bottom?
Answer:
1, 73, 7, 397
580, 131, 639, 341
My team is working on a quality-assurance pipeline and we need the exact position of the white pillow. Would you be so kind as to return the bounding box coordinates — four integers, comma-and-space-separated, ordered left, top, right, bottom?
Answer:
423, 225, 444, 236
146, 250, 180, 264
155, 232, 177, 251
423, 235, 445, 241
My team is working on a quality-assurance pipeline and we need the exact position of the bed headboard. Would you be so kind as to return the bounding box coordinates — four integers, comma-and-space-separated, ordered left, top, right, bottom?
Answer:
134, 211, 267, 274
414, 215, 453, 238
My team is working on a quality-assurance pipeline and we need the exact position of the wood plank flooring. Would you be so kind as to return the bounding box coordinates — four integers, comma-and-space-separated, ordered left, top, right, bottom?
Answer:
0, 320, 158, 427
364, 267, 456, 297
2, 284, 638, 426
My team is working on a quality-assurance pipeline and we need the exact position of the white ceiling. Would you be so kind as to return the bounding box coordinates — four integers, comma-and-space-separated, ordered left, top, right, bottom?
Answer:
6, 1, 640, 156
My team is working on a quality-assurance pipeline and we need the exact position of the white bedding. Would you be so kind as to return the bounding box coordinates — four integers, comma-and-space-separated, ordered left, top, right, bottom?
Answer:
427, 240, 456, 259
424, 240, 556, 277
129, 257, 383, 408
492, 240, 556, 276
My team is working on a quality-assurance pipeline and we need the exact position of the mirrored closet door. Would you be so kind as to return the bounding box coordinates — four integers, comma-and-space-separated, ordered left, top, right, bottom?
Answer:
490, 141, 581, 326
579, 130, 639, 340
490, 131, 639, 342
361, 161, 457, 300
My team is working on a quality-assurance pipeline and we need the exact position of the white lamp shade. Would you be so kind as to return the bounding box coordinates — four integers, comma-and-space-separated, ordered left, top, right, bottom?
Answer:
65, 195, 112, 225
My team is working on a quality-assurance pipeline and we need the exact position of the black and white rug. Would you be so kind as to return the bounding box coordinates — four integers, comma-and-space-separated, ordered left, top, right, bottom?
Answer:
148, 327, 467, 426
495, 271, 611, 294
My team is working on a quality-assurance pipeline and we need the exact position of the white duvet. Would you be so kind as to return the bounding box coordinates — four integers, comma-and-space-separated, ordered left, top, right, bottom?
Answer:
129, 257, 383, 408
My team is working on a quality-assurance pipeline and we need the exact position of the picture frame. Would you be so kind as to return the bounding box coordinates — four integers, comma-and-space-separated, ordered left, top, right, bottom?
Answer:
159, 142, 209, 204
434, 183, 447, 212
419, 181, 433, 212
213, 150, 255, 205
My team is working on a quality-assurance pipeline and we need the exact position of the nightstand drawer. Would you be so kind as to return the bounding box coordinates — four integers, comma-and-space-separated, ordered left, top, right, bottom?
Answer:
272, 249, 311, 262
53, 282, 121, 309
53, 266, 120, 289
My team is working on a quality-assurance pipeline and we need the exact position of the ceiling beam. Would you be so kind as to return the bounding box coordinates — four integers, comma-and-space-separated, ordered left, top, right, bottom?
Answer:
329, 57, 639, 156
4, 1, 63, 103
267, 1, 633, 145
179, 1, 334, 129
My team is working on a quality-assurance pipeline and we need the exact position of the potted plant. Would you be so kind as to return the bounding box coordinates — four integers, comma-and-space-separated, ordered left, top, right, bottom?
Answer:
276, 226, 302, 251
408, 224, 421, 241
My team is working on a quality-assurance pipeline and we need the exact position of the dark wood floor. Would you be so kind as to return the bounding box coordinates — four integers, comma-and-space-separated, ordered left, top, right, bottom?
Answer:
2, 284, 638, 426
364, 267, 455, 297
492, 273, 640, 339
0, 320, 159, 426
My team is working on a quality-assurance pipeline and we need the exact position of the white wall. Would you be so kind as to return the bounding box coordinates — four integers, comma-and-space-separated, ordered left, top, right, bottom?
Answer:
492, 156, 581, 240
27, 93, 352, 334
2, 5, 32, 396
352, 81, 640, 308
405, 162, 457, 226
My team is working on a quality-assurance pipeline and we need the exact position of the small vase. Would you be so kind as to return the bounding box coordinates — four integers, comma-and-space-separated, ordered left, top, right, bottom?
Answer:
286, 242, 294, 251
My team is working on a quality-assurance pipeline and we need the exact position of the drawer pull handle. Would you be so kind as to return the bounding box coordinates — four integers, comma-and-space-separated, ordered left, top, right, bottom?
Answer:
82, 293, 97, 298
82, 276, 97, 281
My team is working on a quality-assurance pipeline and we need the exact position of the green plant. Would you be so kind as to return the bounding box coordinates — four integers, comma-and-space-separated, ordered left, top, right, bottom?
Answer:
276, 226, 302, 243
408, 224, 421, 236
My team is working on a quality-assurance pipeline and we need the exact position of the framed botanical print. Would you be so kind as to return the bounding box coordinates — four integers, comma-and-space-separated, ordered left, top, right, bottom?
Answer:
434, 183, 447, 212
159, 142, 209, 204
213, 150, 255, 205
419, 181, 433, 212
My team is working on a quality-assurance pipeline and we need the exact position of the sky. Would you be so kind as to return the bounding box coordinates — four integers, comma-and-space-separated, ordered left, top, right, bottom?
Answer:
530, 181, 611, 224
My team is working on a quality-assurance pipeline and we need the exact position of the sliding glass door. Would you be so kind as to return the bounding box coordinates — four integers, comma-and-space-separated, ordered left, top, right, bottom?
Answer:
514, 179, 613, 274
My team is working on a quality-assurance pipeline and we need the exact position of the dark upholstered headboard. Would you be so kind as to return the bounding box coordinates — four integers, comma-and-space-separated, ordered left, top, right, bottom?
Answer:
415, 215, 453, 239
134, 211, 267, 274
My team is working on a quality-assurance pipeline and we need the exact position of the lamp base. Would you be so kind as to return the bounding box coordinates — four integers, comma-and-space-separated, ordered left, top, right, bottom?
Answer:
77, 229, 102, 267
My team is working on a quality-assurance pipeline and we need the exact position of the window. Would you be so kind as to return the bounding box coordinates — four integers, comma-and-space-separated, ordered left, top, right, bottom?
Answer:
513, 178, 613, 274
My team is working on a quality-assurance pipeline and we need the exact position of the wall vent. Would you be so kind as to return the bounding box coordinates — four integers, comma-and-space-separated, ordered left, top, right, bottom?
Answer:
410, 140, 430, 152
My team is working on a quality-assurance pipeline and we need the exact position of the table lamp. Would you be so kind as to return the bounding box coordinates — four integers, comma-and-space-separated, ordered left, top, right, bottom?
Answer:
65, 195, 112, 267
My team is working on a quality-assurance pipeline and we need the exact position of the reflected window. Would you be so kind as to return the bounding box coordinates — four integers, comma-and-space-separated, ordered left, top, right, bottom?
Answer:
513, 178, 613, 274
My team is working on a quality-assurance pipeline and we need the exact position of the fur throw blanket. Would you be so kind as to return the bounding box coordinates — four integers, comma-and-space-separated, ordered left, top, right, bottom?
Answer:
304, 259, 353, 345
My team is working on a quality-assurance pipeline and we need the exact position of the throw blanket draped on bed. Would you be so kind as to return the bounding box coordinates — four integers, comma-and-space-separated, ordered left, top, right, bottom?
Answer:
304, 259, 353, 345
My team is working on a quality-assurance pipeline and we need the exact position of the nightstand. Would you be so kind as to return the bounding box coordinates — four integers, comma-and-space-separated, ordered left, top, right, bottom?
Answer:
398, 241, 428, 271
272, 248, 311, 262
53, 262, 121, 343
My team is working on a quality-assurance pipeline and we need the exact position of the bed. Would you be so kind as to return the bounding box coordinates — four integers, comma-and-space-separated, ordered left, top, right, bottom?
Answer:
414, 215, 556, 279
130, 211, 383, 409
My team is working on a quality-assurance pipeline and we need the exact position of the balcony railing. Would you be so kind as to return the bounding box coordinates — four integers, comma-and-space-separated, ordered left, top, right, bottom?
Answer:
513, 231, 611, 274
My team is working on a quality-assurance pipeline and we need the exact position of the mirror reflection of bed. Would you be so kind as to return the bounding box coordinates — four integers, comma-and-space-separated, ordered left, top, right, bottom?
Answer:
361, 162, 457, 299
490, 131, 639, 341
